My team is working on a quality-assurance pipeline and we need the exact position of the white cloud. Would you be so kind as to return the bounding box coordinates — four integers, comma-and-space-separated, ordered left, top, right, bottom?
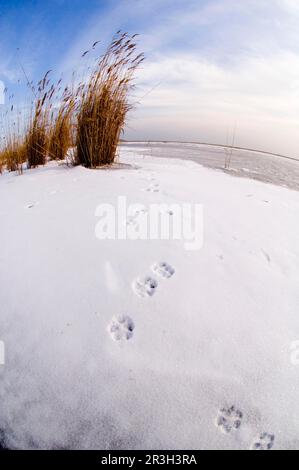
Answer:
127, 51, 299, 157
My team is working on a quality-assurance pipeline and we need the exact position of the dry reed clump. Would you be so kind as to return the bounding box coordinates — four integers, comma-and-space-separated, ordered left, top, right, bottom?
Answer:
0, 139, 26, 174
0, 115, 26, 174
0, 92, 27, 174
75, 32, 144, 168
0, 32, 144, 174
48, 108, 72, 161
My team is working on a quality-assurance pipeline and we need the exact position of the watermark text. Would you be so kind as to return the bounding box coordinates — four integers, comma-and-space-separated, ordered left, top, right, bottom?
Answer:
95, 197, 203, 251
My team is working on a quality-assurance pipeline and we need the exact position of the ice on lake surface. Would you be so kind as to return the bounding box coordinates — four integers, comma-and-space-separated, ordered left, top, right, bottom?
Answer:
121, 141, 299, 191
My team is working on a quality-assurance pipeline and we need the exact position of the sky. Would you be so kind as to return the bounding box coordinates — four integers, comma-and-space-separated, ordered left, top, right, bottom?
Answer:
1, 0, 299, 157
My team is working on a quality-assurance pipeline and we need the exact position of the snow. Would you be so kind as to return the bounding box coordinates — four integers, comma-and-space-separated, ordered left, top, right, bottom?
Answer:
0, 145, 299, 450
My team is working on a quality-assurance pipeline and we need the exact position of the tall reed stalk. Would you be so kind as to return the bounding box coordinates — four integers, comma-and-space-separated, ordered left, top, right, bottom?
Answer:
26, 71, 52, 168
48, 86, 74, 161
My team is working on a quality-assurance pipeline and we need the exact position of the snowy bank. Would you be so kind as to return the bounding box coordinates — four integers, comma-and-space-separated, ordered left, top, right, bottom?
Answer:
0, 148, 299, 449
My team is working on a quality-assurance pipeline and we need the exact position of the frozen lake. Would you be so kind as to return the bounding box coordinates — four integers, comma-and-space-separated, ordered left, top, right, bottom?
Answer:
120, 141, 299, 191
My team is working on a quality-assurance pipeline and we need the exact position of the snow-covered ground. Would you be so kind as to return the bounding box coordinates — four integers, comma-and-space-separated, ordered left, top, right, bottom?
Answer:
0, 146, 299, 450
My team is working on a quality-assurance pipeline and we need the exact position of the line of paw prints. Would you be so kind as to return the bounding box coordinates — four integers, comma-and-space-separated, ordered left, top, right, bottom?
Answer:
132, 261, 175, 298
107, 262, 175, 342
215, 405, 275, 450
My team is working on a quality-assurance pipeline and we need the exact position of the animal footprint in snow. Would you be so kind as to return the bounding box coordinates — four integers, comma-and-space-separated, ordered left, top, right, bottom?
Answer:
250, 433, 275, 450
108, 315, 135, 341
126, 208, 147, 226
132, 276, 158, 297
144, 183, 159, 193
215, 406, 243, 434
126, 217, 138, 227
146, 187, 159, 193
160, 208, 174, 216
135, 208, 147, 215
25, 202, 38, 209
152, 261, 175, 279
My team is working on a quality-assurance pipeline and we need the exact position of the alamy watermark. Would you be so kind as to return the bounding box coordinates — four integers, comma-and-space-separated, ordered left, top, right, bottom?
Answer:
95, 196, 203, 250
0, 340, 4, 365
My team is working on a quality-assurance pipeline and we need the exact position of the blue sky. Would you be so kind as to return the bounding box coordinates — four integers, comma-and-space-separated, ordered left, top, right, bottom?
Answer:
1, 0, 299, 156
